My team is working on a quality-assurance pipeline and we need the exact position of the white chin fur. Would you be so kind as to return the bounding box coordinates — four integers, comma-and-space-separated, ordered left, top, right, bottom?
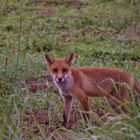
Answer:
52, 75, 56, 80
64, 74, 68, 78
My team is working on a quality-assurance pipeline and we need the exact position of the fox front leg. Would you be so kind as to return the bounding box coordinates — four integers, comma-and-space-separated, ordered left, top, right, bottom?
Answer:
63, 96, 73, 126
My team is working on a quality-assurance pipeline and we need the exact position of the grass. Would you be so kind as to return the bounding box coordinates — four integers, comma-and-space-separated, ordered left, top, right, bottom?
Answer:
0, 0, 140, 139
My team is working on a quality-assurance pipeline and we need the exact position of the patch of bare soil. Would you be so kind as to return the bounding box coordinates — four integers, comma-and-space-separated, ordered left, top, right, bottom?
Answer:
24, 108, 49, 125
24, 6, 56, 17
33, 0, 88, 7
18, 75, 53, 92
81, 26, 94, 36
20, 106, 110, 139
81, 26, 117, 36
21, 108, 80, 139
118, 26, 140, 44
65, 14, 80, 20
36, 8, 55, 17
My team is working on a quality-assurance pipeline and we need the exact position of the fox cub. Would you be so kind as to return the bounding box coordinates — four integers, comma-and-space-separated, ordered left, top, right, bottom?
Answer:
45, 53, 140, 125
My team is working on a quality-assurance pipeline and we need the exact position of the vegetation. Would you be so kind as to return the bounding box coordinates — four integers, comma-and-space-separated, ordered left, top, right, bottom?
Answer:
0, 0, 140, 139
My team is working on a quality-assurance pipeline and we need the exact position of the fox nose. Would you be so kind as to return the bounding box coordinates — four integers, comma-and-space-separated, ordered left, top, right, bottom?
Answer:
58, 77, 63, 82
56, 77, 64, 83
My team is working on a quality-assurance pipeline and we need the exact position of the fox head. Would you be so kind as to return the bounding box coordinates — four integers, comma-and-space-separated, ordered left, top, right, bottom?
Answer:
45, 53, 75, 84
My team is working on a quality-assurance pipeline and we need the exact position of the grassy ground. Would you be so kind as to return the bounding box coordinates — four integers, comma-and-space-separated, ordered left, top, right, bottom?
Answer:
0, 0, 140, 139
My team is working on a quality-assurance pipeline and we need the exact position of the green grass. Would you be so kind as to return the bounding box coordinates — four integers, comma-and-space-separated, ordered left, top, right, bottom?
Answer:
0, 0, 140, 139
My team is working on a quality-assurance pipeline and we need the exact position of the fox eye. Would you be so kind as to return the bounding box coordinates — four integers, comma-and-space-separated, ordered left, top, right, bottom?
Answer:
62, 68, 67, 73
53, 68, 58, 73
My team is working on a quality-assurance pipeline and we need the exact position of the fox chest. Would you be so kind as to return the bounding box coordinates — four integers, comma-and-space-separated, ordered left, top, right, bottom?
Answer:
59, 88, 71, 97
56, 84, 72, 97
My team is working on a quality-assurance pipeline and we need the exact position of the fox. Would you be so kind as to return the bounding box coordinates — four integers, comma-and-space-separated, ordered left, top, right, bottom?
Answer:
45, 52, 140, 125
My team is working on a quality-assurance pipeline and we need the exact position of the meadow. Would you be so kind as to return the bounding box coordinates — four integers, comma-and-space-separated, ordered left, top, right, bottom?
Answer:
0, 0, 140, 139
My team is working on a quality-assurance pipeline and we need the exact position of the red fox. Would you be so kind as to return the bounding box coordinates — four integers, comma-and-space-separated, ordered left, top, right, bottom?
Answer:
45, 53, 140, 125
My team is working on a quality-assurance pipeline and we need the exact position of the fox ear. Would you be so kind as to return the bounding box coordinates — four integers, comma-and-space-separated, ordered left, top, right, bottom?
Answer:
45, 53, 55, 66
65, 52, 75, 65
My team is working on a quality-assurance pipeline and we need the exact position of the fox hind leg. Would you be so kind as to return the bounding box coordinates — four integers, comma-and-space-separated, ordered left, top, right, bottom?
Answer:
121, 87, 131, 113
106, 87, 130, 113
106, 96, 121, 113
